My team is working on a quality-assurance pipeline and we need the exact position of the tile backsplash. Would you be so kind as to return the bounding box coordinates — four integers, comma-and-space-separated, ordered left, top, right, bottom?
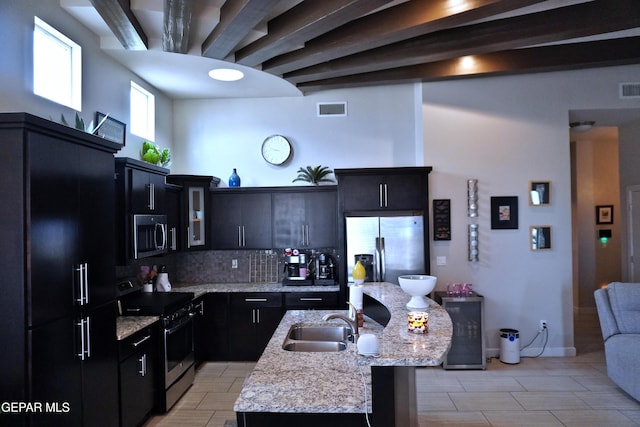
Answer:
116, 248, 339, 287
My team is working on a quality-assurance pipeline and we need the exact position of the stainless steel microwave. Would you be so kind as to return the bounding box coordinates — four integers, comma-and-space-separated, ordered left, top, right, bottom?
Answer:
133, 214, 168, 259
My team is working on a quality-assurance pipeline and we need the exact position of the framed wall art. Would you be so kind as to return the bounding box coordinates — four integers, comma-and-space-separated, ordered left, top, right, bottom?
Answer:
491, 196, 518, 230
433, 199, 451, 241
530, 225, 552, 250
596, 205, 614, 224
95, 112, 126, 146
529, 181, 550, 206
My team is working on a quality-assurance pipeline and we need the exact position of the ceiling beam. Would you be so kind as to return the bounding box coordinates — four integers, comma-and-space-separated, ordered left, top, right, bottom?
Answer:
201, 0, 280, 60
88, 0, 147, 50
234, 0, 394, 67
163, 0, 194, 54
295, 36, 640, 92
263, 0, 546, 76
284, 0, 640, 84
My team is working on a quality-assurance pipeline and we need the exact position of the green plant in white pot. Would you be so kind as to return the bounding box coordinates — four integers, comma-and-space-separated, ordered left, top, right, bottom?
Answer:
292, 165, 335, 185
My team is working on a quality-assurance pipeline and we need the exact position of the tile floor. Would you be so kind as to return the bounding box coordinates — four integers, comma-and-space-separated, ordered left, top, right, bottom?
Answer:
144, 313, 640, 426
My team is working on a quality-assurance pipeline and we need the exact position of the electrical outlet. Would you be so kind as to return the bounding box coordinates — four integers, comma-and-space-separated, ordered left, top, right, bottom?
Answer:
232, 259, 238, 269
539, 320, 547, 331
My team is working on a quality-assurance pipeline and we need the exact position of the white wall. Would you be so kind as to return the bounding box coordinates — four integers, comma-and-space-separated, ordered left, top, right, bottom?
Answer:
422, 65, 640, 356
0, 0, 173, 160
172, 85, 420, 186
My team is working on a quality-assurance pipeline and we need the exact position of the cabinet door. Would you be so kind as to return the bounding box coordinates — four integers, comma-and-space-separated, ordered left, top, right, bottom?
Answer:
166, 185, 182, 252
130, 169, 166, 213
272, 190, 337, 248
29, 135, 80, 326
81, 303, 119, 427
186, 185, 207, 249
194, 294, 229, 361
228, 293, 282, 361
305, 190, 337, 247
119, 327, 157, 427
211, 192, 272, 249
339, 173, 426, 211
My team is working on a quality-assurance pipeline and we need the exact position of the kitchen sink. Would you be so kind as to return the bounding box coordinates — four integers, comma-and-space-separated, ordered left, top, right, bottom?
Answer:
282, 325, 351, 352
286, 325, 351, 342
282, 341, 348, 352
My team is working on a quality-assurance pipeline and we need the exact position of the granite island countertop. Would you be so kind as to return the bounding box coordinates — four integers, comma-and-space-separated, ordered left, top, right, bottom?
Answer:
234, 281, 453, 414
116, 316, 159, 340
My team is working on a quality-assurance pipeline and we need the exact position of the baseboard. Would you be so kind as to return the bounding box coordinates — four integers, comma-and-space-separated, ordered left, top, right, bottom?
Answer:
487, 346, 577, 358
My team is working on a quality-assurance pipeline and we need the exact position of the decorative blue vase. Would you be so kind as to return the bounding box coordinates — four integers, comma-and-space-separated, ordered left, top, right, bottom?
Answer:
229, 168, 241, 187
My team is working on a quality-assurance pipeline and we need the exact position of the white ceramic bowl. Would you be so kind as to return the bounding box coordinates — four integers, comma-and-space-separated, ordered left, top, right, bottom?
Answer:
398, 275, 437, 310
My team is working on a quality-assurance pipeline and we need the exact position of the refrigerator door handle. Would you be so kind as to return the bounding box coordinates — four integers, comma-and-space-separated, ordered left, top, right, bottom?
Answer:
380, 237, 386, 281
374, 237, 381, 282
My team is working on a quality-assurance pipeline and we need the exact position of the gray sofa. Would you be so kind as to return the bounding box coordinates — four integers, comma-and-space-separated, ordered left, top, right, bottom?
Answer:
594, 282, 640, 401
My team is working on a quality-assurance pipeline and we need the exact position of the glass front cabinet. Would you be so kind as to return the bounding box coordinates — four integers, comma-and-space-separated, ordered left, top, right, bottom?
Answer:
166, 175, 219, 252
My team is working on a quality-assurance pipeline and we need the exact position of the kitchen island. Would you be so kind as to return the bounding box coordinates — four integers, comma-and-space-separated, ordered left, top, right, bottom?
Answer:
233, 282, 453, 427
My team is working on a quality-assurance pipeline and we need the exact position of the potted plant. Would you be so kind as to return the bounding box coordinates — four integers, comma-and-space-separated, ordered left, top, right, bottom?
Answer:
292, 165, 335, 185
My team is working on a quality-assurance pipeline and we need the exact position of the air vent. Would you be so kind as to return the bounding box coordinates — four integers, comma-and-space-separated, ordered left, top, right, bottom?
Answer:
317, 102, 347, 117
620, 82, 640, 99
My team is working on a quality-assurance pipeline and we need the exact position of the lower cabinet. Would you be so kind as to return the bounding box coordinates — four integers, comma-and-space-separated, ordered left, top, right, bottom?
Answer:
118, 324, 158, 427
194, 293, 229, 362
284, 292, 339, 310
229, 293, 283, 361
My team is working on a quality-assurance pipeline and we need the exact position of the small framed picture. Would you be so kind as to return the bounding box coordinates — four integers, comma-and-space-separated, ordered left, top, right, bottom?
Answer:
529, 181, 550, 206
530, 226, 552, 250
432, 199, 451, 241
491, 196, 518, 230
596, 205, 614, 224
94, 112, 126, 146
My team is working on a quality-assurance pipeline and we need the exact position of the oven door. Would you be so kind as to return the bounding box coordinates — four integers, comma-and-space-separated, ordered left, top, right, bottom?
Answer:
164, 314, 194, 388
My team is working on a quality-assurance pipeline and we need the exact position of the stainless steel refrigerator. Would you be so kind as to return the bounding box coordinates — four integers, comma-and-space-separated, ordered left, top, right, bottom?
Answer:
346, 214, 425, 284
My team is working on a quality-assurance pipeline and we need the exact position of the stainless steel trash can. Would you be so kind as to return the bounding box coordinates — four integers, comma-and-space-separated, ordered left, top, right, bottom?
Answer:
499, 328, 520, 364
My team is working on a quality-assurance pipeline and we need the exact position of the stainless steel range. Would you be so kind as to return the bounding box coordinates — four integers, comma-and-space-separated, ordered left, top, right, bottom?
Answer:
117, 280, 196, 413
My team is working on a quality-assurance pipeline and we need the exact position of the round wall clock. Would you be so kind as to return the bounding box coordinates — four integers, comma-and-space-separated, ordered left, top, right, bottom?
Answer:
261, 135, 292, 165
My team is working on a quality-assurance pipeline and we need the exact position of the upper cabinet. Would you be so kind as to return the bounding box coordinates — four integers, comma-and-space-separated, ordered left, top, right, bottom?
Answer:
210, 189, 273, 249
114, 158, 170, 263
335, 167, 432, 212
272, 187, 337, 248
166, 175, 220, 251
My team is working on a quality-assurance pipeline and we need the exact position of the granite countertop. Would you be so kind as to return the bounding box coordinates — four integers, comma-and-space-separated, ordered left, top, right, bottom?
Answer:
116, 316, 159, 340
234, 281, 453, 414
174, 282, 340, 299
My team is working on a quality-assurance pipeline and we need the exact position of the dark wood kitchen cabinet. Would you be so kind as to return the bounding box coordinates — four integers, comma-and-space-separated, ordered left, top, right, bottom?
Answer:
211, 190, 272, 249
272, 187, 338, 248
335, 167, 431, 212
115, 157, 170, 263
166, 175, 220, 251
118, 324, 158, 427
165, 182, 182, 253
0, 113, 120, 427
193, 293, 230, 362
229, 293, 283, 361
283, 292, 339, 310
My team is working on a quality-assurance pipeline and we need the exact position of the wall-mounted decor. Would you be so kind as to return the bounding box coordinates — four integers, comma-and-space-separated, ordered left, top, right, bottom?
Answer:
467, 179, 478, 217
596, 205, 614, 224
530, 225, 552, 250
468, 224, 479, 261
529, 181, 550, 205
433, 199, 451, 241
490, 196, 518, 229
95, 112, 126, 146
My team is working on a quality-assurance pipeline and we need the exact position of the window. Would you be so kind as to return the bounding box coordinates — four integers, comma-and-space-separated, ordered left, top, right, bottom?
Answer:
130, 82, 155, 141
33, 17, 81, 110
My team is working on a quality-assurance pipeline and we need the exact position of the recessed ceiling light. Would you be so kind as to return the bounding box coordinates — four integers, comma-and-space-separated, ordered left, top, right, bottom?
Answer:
208, 68, 244, 81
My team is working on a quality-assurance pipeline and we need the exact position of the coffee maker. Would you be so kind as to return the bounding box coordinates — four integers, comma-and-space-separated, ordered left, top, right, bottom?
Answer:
283, 250, 313, 285
314, 253, 336, 285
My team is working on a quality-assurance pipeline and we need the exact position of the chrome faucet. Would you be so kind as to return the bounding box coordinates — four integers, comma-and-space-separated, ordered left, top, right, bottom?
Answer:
322, 302, 359, 342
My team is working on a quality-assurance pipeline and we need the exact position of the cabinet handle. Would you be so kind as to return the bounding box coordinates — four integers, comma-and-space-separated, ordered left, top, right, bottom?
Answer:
132, 334, 152, 347
170, 227, 177, 251
237, 226, 242, 247
300, 298, 322, 301
76, 317, 90, 360
256, 308, 260, 324
186, 226, 191, 249
379, 183, 383, 207
75, 263, 89, 305
383, 183, 388, 207
147, 183, 155, 210
245, 298, 268, 302
138, 353, 147, 377
85, 316, 91, 358
242, 226, 246, 247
